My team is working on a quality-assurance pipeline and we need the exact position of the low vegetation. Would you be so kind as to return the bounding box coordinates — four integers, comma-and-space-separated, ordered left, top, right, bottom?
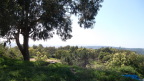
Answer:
0, 57, 138, 81
0, 43, 144, 81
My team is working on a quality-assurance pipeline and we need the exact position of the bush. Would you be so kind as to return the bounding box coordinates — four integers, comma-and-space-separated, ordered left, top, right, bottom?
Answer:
35, 51, 48, 61
0, 57, 139, 81
0, 43, 5, 57
118, 66, 137, 74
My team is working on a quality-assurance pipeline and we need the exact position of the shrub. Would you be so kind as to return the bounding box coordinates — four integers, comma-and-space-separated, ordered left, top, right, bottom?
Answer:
35, 51, 48, 61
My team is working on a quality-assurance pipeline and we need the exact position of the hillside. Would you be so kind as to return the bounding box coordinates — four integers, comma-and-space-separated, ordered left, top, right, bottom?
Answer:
123, 48, 144, 54
0, 57, 139, 81
0, 44, 144, 80
84, 46, 144, 54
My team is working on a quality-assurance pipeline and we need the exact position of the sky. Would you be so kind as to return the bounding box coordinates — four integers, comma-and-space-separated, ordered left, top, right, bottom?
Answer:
1, 0, 144, 48
26, 0, 144, 48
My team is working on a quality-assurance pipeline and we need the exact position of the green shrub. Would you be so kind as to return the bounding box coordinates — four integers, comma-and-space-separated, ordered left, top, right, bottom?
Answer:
117, 66, 137, 74
35, 51, 48, 61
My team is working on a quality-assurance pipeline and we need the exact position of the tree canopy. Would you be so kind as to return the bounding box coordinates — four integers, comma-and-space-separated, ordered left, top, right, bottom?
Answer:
0, 0, 103, 61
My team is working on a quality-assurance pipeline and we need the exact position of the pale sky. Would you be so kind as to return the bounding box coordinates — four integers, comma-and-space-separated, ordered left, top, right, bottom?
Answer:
30, 0, 144, 48
1, 0, 144, 48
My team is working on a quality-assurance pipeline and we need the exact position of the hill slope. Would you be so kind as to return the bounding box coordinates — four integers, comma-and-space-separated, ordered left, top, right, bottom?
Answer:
0, 57, 138, 81
84, 46, 144, 54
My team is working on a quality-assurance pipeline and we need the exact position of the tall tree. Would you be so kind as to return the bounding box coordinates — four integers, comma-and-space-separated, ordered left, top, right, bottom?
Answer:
0, 0, 103, 61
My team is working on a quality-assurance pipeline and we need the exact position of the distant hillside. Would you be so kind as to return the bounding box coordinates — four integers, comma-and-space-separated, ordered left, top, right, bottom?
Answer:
122, 48, 144, 55
84, 46, 144, 55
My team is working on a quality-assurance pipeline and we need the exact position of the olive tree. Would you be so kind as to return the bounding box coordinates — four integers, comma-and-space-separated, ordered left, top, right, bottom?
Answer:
0, 0, 103, 61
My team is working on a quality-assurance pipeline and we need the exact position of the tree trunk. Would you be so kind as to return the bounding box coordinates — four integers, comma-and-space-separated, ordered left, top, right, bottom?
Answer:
15, 29, 30, 61
23, 34, 30, 61
15, 2, 30, 61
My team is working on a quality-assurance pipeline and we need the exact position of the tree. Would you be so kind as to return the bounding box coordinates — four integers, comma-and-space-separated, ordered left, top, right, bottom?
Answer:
0, 0, 103, 61
44, 47, 56, 58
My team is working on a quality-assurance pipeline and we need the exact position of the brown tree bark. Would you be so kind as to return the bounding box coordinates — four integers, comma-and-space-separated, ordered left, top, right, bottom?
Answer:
23, 33, 30, 61
15, 29, 30, 61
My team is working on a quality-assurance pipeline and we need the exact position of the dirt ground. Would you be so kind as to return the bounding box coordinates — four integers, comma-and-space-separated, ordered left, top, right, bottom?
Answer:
30, 58, 61, 63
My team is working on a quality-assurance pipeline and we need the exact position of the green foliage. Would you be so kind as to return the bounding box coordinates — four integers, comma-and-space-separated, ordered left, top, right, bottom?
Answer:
29, 47, 36, 57
117, 66, 137, 74
28, 45, 144, 77
58, 47, 95, 68
0, 43, 5, 57
6, 47, 22, 60
0, 57, 138, 81
0, 43, 22, 60
0, 58, 4, 64
29, 44, 50, 58
44, 46, 56, 58
35, 51, 48, 61
107, 52, 128, 66
1, 44, 144, 79
0, 0, 103, 61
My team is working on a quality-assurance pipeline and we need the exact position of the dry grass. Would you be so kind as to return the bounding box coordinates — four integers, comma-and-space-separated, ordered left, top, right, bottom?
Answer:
30, 58, 61, 63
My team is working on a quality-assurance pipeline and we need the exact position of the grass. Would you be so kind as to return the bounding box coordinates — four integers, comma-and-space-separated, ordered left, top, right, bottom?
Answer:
0, 57, 138, 81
